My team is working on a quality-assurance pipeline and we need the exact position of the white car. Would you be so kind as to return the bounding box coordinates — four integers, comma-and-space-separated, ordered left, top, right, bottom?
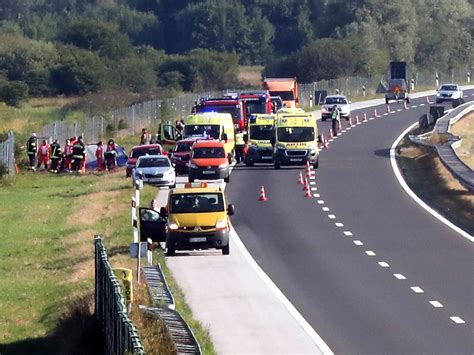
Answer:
132, 155, 176, 188
321, 95, 351, 121
436, 84, 463, 103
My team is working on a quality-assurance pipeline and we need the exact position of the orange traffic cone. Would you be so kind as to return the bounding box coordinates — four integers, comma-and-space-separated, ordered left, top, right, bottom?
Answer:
258, 186, 268, 201
374, 108, 380, 117
349, 117, 353, 127
303, 178, 309, 191
304, 180, 313, 198
321, 133, 328, 148
338, 120, 342, 132
426, 96, 430, 104
297, 171, 304, 185
363, 113, 368, 122
329, 128, 334, 138
355, 114, 360, 124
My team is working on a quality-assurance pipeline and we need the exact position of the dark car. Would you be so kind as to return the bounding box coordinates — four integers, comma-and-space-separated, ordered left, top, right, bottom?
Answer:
170, 139, 197, 175
125, 144, 166, 177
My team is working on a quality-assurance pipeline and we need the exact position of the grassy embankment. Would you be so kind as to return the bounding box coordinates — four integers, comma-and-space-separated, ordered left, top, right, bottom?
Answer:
0, 100, 215, 354
450, 112, 474, 169
397, 120, 474, 234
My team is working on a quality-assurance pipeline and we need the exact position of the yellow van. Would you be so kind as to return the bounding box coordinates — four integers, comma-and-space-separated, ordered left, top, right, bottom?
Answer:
183, 113, 235, 163
245, 113, 276, 166
271, 111, 319, 169
164, 182, 235, 256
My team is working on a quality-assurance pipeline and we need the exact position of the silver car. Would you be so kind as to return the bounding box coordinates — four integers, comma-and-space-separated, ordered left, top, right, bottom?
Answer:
321, 95, 351, 121
132, 155, 176, 188
436, 84, 463, 103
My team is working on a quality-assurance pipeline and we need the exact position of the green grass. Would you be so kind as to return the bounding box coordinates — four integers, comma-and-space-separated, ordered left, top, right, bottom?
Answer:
450, 112, 474, 169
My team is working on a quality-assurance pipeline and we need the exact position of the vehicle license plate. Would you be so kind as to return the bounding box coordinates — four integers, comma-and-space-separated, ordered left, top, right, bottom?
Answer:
290, 158, 302, 162
190, 237, 206, 243
203, 170, 215, 174
262, 156, 272, 159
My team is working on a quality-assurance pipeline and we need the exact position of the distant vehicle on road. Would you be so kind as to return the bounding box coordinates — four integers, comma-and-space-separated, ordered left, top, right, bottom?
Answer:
436, 83, 463, 103
170, 139, 197, 175
188, 140, 230, 183
262, 78, 299, 108
126, 144, 166, 177
321, 95, 351, 121
385, 61, 410, 104
132, 155, 176, 188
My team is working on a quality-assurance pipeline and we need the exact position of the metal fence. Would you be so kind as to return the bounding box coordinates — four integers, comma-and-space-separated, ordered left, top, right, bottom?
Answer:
0, 131, 15, 176
37, 66, 472, 143
95, 235, 145, 355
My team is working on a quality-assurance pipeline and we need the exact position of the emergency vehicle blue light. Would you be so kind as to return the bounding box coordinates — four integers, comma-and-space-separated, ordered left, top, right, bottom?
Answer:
249, 114, 257, 123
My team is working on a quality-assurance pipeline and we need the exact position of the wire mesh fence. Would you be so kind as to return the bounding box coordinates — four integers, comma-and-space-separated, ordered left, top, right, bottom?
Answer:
95, 235, 145, 355
0, 131, 15, 176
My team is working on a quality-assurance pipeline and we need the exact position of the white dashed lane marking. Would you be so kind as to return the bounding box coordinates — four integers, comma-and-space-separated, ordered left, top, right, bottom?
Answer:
420, 103, 425, 106
396, 109, 402, 112
353, 240, 363, 246
383, 113, 388, 116
450, 316, 465, 324
317, 200, 324, 204
369, 117, 375, 120
335, 223, 344, 227
310, 181, 316, 185
429, 301, 443, 308
394, 274, 407, 280
412, 105, 418, 108
313, 193, 320, 197
365, 250, 376, 256
328, 214, 336, 219
311, 187, 318, 192
411, 286, 424, 294
378, 262, 390, 268
343, 231, 353, 236
322, 207, 330, 212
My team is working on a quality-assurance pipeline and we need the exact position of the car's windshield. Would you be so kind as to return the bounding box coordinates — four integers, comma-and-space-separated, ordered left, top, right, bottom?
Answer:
324, 97, 347, 105
131, 147, 161, 158
440, 85, 458, 91
269, 91, 294, 101
250, 125, 273, 140
195, 105, 241, 121
174, 142, 194, 152
192, 147, 226, 159
245, 100, 267, 114
170, 193, 225, 213
137, 157, 170, 168
184, 125, 220, 140
277, 127, 315, 142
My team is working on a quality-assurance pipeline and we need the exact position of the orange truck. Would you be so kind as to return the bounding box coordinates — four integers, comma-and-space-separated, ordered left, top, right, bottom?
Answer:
262, 78, 298, 108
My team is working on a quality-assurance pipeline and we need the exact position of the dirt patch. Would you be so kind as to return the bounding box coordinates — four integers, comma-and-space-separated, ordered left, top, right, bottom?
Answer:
450, 112, 474, 169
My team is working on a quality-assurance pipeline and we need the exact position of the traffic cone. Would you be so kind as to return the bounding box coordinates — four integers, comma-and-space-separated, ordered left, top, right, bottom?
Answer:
425, 96, 430, 104
349, 117, 353, 127
322, 133, 328, 148
297, 171, 304, 185
303, 178, 309, 191
363, 113, 368, 122
404, 101, 409, 109
374, 108, 380, 117
355, 115, 360, 124
304, 180, 313, 198
329, 128, 334, 139
258, 186, 268, 201
338, 120, 342, 132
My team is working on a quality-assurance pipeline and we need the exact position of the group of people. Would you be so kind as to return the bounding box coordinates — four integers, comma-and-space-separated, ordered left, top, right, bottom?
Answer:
139, 120, 185, 146
26, 133, 118, 173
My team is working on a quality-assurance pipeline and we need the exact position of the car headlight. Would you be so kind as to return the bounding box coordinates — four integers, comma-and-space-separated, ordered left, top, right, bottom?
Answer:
215, 219, 227, 229
188, 163, 198, 169
169, 222, 179, 230
436, 93, 441, 97
276, 144, 286, 150
321, 107, 329, 113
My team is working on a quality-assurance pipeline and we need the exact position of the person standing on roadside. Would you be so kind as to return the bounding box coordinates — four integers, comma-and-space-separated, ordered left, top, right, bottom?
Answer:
140, 128, 151, 145
26, 133, 38, 170
49, 139, 62, 173
331, 104, 340, 137
104, 138, 117, 171
96, 141, 104, 171
63, 139, 73, 171
234, 129, 246, 164
37, 139, 50, 170
72, 136, 86, 172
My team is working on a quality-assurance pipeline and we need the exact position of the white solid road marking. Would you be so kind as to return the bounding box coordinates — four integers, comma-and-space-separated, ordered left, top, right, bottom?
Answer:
343, 231, 353, 236
429, 301, 444, 308
365, 250, 376, 256
335, 223, 344, 227
391, 122, 474, 242
317, 200, 324, 204
322, 207, 330, 212
450, 316, 465, 324
378, 262, 390, 268
394, 274, 407, 280
411, 286, 424, 294
353, 240, 363, 246
328, 214, 336, 219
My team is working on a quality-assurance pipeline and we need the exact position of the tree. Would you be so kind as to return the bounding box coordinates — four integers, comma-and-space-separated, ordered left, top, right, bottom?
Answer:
0, 80, 29, 107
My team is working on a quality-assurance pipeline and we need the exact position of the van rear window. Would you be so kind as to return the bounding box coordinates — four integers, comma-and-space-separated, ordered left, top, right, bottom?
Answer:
193, 147, 225, 159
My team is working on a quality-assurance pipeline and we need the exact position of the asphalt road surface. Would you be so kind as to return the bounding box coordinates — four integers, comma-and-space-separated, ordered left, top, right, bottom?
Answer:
226, 90, 474, 354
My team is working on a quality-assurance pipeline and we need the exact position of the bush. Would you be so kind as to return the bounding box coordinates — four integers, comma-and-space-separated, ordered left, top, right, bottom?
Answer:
0, 80, 29, 106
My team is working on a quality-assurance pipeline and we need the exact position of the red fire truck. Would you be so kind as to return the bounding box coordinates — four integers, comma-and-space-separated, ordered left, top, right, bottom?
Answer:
239, 90, 274, 120
192, 95, 246, 129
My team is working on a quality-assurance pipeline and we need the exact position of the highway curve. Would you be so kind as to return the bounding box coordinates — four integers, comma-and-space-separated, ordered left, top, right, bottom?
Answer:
226, 90, 474, 354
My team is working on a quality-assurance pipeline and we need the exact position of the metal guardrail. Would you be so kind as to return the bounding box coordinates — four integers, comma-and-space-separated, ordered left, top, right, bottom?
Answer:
95, 235, 145, 354
142, 306, 201, 355
142, 265, 175, 310
0, 131, 15, 176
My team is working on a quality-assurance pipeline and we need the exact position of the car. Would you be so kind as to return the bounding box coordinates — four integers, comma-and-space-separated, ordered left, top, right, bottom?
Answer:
170, 139, 197, 175
321, 95, 351, 121
163, 182, 234, 256
125, 144, 166, 177
436, 84, 463, 103
188, 140, 230, 183
132, 155, 176, 188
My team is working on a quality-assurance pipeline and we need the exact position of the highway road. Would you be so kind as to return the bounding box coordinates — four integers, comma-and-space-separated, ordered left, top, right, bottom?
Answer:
226, 89, 474, 354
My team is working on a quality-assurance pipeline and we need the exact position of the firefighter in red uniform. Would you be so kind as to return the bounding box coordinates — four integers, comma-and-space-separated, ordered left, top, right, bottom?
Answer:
37, 139, 50, 170
96, 141, 104, 171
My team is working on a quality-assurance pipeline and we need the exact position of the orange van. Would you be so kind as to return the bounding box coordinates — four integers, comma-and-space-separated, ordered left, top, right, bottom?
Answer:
188, 140, 230, 183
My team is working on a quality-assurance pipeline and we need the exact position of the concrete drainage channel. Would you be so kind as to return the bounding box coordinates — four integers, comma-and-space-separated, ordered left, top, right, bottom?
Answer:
141, 265, 201, 354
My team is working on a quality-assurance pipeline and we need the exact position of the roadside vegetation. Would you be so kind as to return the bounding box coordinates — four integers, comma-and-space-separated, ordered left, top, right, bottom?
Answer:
450, 113, 474, 169
397, 134, 474, 235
